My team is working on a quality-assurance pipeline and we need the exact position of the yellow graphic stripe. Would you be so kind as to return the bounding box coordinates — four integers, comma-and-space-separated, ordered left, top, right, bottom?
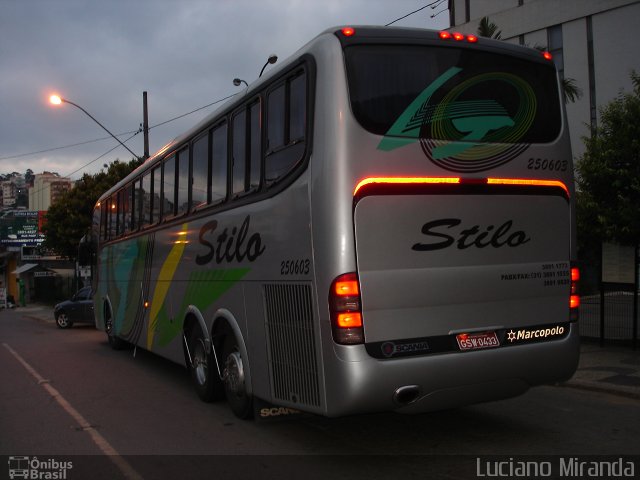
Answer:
147, 224, 188, 349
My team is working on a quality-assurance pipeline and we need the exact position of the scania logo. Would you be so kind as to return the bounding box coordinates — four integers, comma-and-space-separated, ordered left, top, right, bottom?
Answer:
381, 340, 430, 358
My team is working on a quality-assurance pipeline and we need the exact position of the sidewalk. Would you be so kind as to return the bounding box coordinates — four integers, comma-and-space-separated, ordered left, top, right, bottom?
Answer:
562, 340, 640, 399
12, 303, 640, 400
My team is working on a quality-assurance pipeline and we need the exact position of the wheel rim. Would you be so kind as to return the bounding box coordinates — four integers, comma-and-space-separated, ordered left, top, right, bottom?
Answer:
223, 351, 245, 397
193, 338, 208, 386
57, 314, 69, 327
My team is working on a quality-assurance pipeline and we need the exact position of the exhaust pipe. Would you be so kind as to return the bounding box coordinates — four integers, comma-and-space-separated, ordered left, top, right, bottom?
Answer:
393, 385, 421, 406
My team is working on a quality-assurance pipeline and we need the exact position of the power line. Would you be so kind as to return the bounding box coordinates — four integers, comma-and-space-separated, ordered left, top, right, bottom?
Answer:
22, 129, 142, 203
148, 93, 237, 130
385, 1, 444, 26
0, 130, 139, 161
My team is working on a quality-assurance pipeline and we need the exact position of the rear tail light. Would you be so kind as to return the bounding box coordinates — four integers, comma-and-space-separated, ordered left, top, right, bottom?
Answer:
570, 265, 580, 321
329, 273, 364, 344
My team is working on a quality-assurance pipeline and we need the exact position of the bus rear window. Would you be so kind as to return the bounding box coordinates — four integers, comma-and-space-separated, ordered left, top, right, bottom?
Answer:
344, 45, 561, 144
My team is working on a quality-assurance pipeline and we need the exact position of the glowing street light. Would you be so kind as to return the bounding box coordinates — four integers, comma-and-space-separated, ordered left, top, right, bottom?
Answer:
49, 94, 141, 160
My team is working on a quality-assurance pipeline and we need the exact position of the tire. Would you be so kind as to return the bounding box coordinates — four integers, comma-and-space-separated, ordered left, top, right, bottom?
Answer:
221, 334, 253, 419
105, 312, 127, 350
55, 312, 73, 329
188, 327, 223, 402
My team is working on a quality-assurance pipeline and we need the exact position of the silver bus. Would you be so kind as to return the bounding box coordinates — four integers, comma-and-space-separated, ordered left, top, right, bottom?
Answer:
91, 26, 580, 419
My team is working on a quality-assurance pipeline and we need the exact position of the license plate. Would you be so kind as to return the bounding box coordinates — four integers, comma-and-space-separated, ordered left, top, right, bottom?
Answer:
456, 332, 500, 351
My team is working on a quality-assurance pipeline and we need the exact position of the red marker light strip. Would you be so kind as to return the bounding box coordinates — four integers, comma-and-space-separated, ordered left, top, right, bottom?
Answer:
439, 31, 477, 43
354, 177, 568, 197
353, 177, 460, 196
486, 178, 569, 197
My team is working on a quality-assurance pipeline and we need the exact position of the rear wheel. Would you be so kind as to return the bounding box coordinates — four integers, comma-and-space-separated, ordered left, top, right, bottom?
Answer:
188, 327, 223, 402
221, 334, 253, 419
55, 312, 73, 329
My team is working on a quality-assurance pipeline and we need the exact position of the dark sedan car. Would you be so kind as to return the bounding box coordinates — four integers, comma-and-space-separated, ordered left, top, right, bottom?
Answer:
54, 287, 95, 329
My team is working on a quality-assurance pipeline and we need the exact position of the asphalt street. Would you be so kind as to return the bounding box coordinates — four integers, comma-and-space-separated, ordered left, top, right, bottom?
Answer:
1, 306, 639, 480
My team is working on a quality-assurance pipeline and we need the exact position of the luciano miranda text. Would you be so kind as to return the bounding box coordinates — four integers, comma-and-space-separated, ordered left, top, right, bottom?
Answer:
476, 457, 636, 478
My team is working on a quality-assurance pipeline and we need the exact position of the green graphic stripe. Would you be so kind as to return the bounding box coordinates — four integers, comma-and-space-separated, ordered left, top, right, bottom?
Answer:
377, 67, 462, 151
153, 267, 250, 347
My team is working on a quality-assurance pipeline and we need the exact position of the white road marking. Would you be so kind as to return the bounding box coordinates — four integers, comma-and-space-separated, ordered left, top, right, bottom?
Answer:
3, 342, 144, 480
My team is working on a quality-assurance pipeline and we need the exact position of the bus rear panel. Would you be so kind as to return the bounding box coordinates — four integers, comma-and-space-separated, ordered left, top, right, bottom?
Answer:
314, 27, 578, 416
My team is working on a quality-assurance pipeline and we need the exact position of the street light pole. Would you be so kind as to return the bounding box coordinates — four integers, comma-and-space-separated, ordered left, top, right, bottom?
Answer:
50, 94, 141, 160
259, 54, 278, 77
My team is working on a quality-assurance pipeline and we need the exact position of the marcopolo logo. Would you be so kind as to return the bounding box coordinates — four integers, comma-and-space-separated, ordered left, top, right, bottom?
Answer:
378, 67, 536, 173
507, 325, 566, 344
7, 456, 73, 479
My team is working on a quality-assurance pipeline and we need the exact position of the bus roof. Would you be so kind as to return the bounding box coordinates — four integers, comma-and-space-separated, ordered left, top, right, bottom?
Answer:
98, 25, 555, 203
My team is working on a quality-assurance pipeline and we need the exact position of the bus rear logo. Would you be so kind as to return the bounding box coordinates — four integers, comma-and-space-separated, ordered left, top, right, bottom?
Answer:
378, 68, 536, 173
412, 218, 531, 251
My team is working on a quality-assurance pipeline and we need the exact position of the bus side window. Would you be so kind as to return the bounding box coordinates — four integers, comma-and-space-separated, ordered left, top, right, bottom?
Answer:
232, 109, 247, 196
211, 122, 227, 203
101, 199, 109, 241
267, 85, 285, 152
289, 72, 306, 142
162, 155, 176, 220
109, 196, 118, 239
249, 100, 261, 191
134, 178, 142, 231
123, 185, 133, 234
176, 147, 189, 216
141, 171, 152, 227
266, 70, 306, 183
192, 132, 209, 209
152, 166, 162, 223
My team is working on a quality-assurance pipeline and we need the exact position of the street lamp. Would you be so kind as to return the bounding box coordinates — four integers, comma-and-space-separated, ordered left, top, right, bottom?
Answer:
258, 54, 278, 77
233, 78, 248, 88
49, 94, 141, 160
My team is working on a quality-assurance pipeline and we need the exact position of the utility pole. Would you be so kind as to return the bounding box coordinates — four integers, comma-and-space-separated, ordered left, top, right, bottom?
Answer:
143, 91, 150, 159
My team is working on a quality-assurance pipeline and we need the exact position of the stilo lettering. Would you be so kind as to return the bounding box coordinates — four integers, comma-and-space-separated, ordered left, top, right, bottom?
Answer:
412, 218, 530, 252
196, 215, 265, 266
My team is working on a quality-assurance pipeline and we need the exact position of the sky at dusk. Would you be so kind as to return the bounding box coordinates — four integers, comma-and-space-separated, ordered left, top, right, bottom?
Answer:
0, 0, 450, 180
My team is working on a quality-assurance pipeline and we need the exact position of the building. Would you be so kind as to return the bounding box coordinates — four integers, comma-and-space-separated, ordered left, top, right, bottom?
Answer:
28, 172, 72, 211
2, 182, 17, 207
448, 0, 640, 160
0, 174, 27, 209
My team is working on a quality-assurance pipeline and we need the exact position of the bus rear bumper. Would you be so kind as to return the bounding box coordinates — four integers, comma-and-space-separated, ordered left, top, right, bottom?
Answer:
322, 323, 580, 417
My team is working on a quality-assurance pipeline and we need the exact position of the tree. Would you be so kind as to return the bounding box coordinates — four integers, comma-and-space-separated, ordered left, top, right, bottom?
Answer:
42, 158, 143, 259
477, 16, 502, 39
576, 71, 640, 247
562, 77, 583, 104
25, 168, 35, 187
